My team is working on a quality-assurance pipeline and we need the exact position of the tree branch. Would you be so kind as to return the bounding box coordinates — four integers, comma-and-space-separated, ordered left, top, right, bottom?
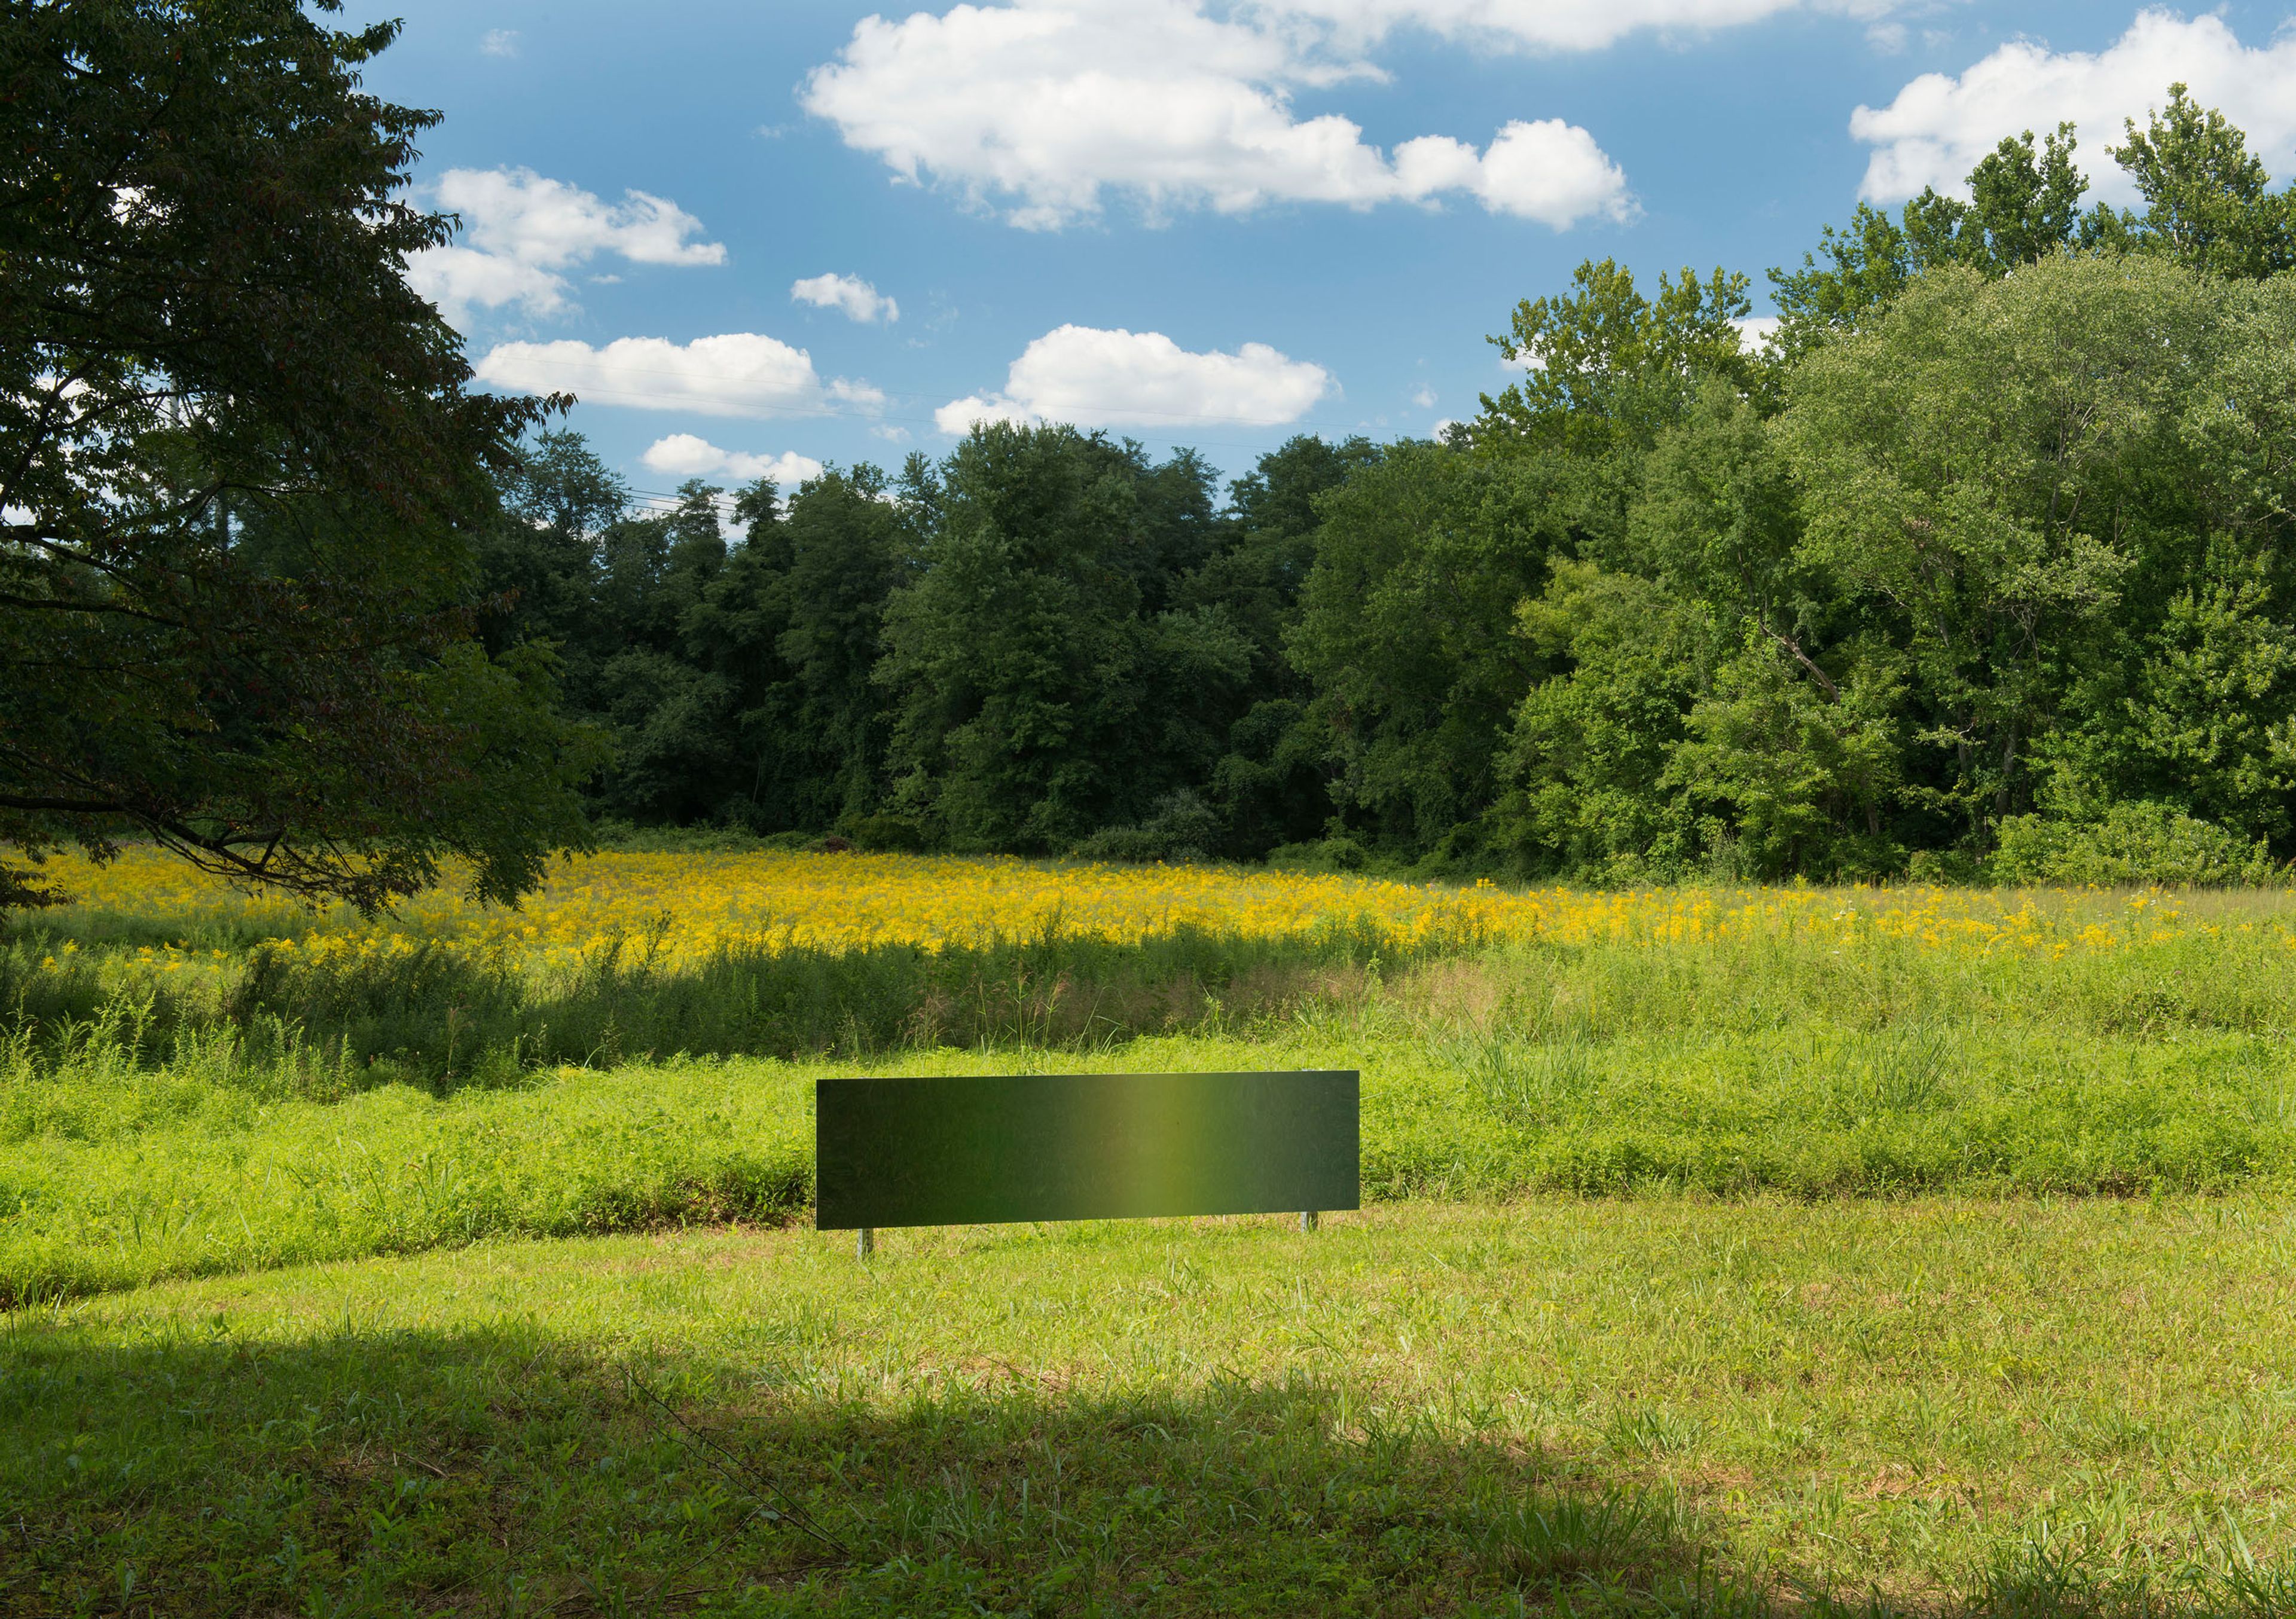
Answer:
1760, 617, 1840, 701
0, 793, 127, 814
0, 590, 186, 627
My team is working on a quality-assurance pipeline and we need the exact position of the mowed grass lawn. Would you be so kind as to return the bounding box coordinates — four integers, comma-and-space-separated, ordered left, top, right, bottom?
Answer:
8, 1197, 2295, 1617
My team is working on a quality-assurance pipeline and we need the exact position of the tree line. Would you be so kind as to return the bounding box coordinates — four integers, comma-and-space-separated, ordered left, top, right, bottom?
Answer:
486, 88, 2296, 882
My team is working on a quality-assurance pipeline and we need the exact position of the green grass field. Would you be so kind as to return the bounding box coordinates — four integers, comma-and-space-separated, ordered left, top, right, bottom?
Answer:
5, 1018, 2292, 1311
10, 1199, 2296, 1617
6, 872, 2296, 1614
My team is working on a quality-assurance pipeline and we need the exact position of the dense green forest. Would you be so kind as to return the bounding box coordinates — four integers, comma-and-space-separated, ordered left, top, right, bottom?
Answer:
481, 90, 2296, 883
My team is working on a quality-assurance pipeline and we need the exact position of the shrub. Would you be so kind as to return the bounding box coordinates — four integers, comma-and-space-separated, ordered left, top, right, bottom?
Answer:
1992, 802, 2281, 887
848, 813, 930, 853
587, 820, 784, 854
1073, 791, 1222, 864
1266, 836, 1369, 874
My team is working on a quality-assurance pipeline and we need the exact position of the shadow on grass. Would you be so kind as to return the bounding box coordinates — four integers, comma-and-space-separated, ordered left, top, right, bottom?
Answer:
2, 921, 1407, 1093
4, 1318, 2291, 1618
0, 1319, 1744, 1618
19, 894, 2296, 1104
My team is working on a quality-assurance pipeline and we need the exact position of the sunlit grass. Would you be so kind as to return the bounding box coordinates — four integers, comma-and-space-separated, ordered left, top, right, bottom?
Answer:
8, 1196, 2294, 1616
5, 1018, 2289, 1309
10, 847, 2296, 1085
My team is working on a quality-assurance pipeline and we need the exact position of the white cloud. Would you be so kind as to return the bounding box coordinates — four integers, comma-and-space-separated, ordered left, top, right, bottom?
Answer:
406, 167, 725, 322
1410, 383, 1437, 408
439, 169, 725, 270
473, 332, 884, 418
1269, 0, 1910, 54
1393, 118, 1634, 225
405, 246, 564, 320
936, 324, 1330, 433
936, 396, 1033, 433
792, 272, 900, 323
480, 28, 520, 57
1734, 314, 1782, 351
642, 435, 825, 488
802, 0, 1634, 229
1851, 10, 2296, 205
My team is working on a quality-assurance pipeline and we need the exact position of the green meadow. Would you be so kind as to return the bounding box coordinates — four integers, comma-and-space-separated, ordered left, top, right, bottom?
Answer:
6, 882, 2296, 1614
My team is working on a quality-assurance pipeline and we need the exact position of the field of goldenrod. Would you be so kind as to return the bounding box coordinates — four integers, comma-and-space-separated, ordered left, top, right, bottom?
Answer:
11, 847, 2296, 1280
25, 846, 2294, 980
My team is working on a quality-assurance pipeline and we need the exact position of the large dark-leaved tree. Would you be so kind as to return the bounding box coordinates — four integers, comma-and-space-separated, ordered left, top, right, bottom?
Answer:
876, 424, 1250, 852
0, 0, 604, 910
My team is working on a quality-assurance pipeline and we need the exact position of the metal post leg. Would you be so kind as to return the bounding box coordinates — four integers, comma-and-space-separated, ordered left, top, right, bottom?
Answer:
856, 1227, 874, 1259
1300, 1210, 1319, 1232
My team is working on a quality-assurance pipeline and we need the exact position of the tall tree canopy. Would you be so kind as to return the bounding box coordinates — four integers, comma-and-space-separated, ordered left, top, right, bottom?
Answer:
875, 426, 1248, 853
407, 78, 2296, 887
0, 0, 602, 910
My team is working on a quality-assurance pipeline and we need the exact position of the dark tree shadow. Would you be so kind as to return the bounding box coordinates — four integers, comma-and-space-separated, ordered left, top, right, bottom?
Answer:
4, 919, 1405, 1093
5, 1318, 2282, 1618
2, 1318, 1757, 1618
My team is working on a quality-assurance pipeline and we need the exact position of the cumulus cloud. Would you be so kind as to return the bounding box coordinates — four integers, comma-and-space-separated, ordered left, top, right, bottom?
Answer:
642, 435, 825, 488
1851, 10, 2296, 205
406, 167, 725, 322
1392, 119, 1635, 225
1734, 314, 1782, 351
936, 325, 1330, 433
792, 272, 900, 323
1271, 0, 1913, 54
802, 0, 1634, 228
472, 332, 883, 418
480, 28, 520, 57
405, 248, 565, 321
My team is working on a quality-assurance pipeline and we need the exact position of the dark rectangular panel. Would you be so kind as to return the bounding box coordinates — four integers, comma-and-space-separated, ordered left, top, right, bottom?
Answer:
816, 1070, 1359, 1230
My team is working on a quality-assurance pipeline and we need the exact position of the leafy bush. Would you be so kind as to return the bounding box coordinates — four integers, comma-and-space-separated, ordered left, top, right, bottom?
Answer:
1993, 803, 2281, 887
1266, 836, 1369, 873
1073, 791, 1222, 864
848, 813, 930, 853
587, 819, 786, 853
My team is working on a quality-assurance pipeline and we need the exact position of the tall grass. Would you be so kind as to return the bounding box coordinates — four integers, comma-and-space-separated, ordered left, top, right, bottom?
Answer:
10, 895, 2296, 1086
4, 1004, 2292, 1306
0, 915, 1421, 1087
0, 1054, 817, 1308
7, 876, 2296, 1305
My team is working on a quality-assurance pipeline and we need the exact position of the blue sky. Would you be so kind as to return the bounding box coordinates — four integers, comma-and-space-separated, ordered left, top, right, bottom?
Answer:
344, 1, 2296, 512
